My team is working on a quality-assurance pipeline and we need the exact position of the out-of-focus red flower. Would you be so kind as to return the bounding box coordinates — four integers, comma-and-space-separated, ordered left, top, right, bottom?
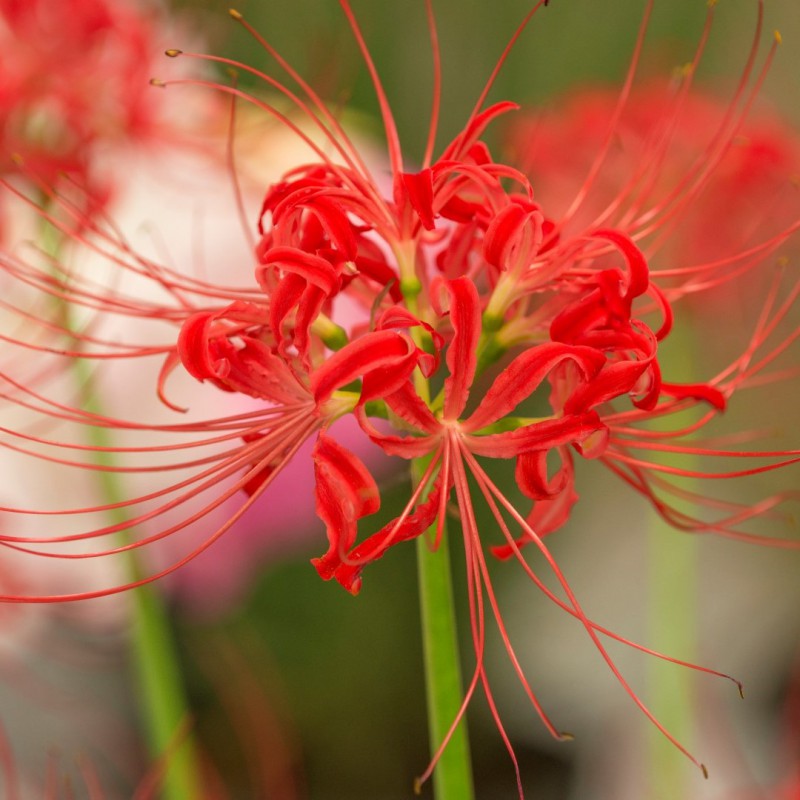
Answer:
0, 0, 798, 794
0, 0, 209, 202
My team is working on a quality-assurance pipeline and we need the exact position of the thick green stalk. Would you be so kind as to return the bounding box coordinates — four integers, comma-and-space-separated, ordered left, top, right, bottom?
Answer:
413, 459, 475, 800
399, 241, 474, 798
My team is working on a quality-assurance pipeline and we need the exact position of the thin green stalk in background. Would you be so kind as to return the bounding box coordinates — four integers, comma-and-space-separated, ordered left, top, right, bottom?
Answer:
646, 322, 699, 798
647, 515, 697, 797
76, 352, 201, 800
75, 347, 202, 800
45, 215, 201, 799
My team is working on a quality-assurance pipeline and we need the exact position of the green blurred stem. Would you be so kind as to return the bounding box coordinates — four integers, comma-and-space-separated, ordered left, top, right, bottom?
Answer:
413, 457, 475, 800
46, 216, 200, 798
646, 322, 699, 796
647, 515, 696, 796
80, 396, 201, 800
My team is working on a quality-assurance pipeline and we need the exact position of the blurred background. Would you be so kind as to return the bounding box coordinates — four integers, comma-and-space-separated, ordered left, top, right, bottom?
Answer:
1, 0, 798, 798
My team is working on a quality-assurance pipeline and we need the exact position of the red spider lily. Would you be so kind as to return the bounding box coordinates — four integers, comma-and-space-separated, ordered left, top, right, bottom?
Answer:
0, 0, 799, 795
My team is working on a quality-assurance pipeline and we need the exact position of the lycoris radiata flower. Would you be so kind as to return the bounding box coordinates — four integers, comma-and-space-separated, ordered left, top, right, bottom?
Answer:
0, 0, 798, 794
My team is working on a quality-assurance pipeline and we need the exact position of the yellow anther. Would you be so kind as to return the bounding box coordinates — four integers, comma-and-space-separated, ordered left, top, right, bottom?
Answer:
774, 29, 782, 45
229, 8, 243, 20
149, 78, 166, 88
165, 48, 182, 58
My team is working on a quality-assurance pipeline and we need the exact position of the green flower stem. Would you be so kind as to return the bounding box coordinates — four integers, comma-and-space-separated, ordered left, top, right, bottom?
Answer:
413, 458, 475, 800
400, 242, 473, 798
129, 583, 201, 799
74, 357, 201, 800
44, 212, 200, 798
647, 513, 697, 796
646, 321, 699, 796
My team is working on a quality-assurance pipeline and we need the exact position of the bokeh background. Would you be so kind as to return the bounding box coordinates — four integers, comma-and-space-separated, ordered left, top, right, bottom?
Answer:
1, 1, 798, 798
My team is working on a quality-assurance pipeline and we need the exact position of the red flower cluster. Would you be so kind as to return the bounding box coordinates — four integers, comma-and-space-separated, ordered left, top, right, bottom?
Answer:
1, 0, 798, 791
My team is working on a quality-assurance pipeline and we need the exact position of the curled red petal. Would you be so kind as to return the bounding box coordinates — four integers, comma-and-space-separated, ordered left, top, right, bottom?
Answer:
293, 283, 327, 365
305, 195, 358, 259
376, 305, 444, 352
178, 310, 309, 403
443, 277, 481, 420
400, 169, 436, 230
564, 360, 651, 414
269, 272, 305, 344
311, 330, 416, 405
592, 228, 649, 299
514, 450, 558, 501
311, 433, 381, 582
177, 312, 219, 384
360, 354, 421, 406
258, 245, 340, 295
549, 289, 606, 345
467, 412, 605, 458
464, 343, 606, 433
325, 467, 451, 594
483, 202, 542, 272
